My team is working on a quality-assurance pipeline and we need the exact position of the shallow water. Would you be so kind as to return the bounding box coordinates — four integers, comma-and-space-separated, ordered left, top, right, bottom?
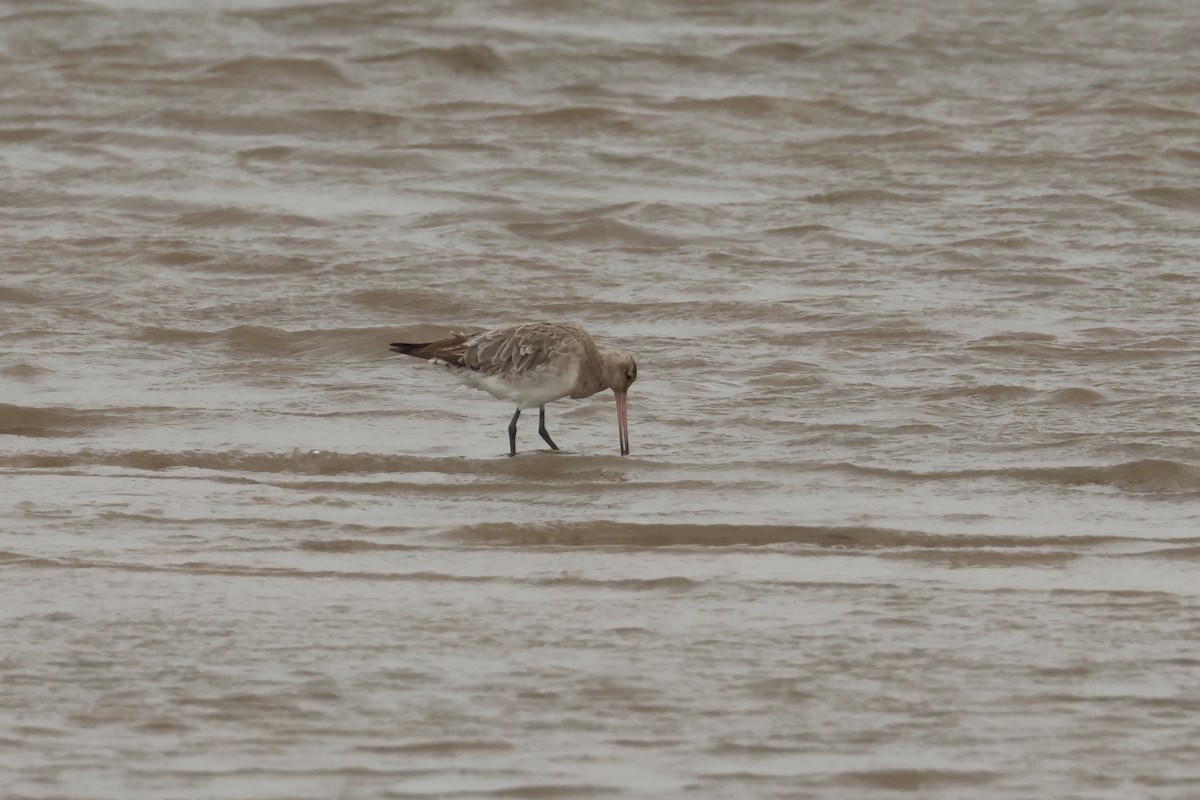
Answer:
3, 0, 1200, 797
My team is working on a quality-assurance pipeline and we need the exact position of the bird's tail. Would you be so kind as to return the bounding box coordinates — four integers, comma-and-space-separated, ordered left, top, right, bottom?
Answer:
389, 341, 428, 357
390, 334, 470, 366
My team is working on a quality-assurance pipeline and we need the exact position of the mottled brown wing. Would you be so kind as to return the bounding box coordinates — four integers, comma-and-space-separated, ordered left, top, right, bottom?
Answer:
462, 323, 582, 377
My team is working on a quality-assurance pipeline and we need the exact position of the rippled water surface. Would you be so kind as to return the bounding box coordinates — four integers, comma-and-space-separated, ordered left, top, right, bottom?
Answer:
4, 0, 1200, 797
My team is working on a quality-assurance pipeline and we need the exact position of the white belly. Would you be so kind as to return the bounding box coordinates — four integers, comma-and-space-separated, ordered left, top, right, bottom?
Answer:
446, 361, 581, 408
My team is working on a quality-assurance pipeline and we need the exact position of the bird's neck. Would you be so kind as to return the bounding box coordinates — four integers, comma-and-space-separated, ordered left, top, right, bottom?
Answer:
572, 349, 621, 398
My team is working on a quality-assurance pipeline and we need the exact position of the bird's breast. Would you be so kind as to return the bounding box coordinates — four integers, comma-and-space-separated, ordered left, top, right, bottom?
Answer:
457, 362, 581, 408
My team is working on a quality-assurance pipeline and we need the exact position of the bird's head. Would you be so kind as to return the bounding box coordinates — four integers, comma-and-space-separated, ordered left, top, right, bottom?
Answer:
598, 349, 637, 456
601, 349, 637, 394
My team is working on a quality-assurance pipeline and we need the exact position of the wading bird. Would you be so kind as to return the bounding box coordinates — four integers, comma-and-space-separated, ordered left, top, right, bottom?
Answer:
391, 322, 637, 457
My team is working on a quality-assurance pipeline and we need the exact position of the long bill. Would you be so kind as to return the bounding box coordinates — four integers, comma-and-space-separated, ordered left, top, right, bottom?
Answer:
615, 390, 630, 456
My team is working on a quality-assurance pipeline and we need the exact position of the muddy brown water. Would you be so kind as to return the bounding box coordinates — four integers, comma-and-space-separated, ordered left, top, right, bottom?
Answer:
3, 0, 1200, 797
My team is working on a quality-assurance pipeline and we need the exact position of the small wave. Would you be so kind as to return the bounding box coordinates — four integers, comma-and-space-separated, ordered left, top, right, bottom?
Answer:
412, 100, 524, 118
1041, 387, 1106, 406
277, 476, 712, 500
801, 323, 948, 347
760, 223, 833, 237
347, 287, 480, 316
948, 234, 1046, 250
747, 358, 827, 390
816, 130, 948, 152
204, 56, 353, 88
7, 553, 498, 582
589, 150, 708, 177
388, 779, 618, 798
1, 363, 50, 380
54, 41, 158, 64
173, 207, 327, 229
0, 286, 42, 304
838, 459, 1200, 495
305, 149, 438, 172
925, 384, 1037, 402
1149, 271, 1199, 283
288, 108, 405, 135
298, 539, 420, 553
919, 383, 1103, 406
0, 186, 57, 209
236, 145, 295, 161
730, 42, 814, 61
3, 445, 649, 482
0, 127, 54, 143
447, 516, 1200, 551
194, 255, 324, 275
2, 448, 480, 476
134, 324, 394, 358
446, 521, 948, 548
1125, 187, 1200, 212
355, 740, 513, 755
153, 249, 215, 266
496, 105, 641, 132
973, 331, 1058, 344
506, 219, 686, 249
1, 6, 102, 24
658, 94, 789, 117
89, 513, 417, 539
805, 188, 928, 204
659, 95, 922, 126
10, 554, 704, 594
986, 270, 1082, 287
2, 448, 637, 481
357, 44, 504, 73
137, 323, 285, 350
539, 575, 699, 591
967, 338, 1191, 364
0, 403, 112, 437
153, 109, 316, 137
1096, 101, 1199, 121
834, 769, 1000, 791
1046, 460, 1200, 493
1169, 148, 1200, 164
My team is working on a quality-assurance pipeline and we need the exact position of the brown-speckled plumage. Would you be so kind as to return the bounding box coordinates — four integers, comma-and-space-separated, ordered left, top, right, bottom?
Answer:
391, 323, 637, 456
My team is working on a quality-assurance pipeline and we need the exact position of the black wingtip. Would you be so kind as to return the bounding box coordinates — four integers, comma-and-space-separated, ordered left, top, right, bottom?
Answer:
390, 342, 420, 355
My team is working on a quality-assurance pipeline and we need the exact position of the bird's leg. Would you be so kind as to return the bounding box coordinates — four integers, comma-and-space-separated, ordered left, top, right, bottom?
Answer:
537, 405, 560, 451
507, 407, 521, 457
